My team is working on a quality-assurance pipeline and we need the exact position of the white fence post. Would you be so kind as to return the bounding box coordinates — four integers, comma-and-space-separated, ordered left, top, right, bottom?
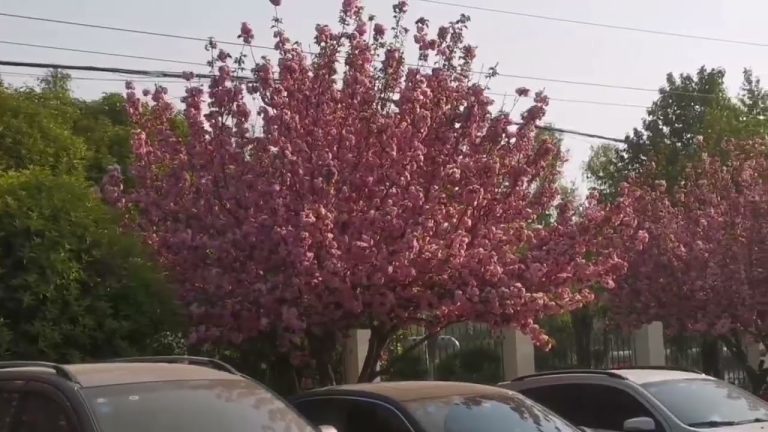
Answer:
633, 321, 666, 366
502, 328, 536, 380
343, 329, 370, 384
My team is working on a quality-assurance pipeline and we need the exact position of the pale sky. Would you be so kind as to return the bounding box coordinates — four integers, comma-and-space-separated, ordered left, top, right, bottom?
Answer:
1, 0, 766, 194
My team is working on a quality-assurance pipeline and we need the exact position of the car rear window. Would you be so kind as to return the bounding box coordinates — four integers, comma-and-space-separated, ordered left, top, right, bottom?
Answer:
641, 378, 768, 427
402, 391, 582, 432
82, 379, 314, 432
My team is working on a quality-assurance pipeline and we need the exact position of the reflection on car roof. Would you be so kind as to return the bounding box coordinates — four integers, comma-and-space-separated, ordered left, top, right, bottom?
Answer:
312, 381, 513, 402
4, 363, 243, 388
608, 369, 711, 384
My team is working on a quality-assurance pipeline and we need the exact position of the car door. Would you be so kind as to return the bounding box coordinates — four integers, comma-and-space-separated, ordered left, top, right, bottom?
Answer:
293, 396, 413, 432
519, 383, 666, 432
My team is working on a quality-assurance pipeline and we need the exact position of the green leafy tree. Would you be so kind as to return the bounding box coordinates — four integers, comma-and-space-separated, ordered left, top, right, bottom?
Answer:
0, 86, 87, 175
586, 67, 768, 195
587, 66, 768, 379
1, 70, 135, 183
0, 169, 180, 362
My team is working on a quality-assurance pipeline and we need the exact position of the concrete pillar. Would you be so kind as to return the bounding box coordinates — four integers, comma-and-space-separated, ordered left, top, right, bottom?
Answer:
343, 329, 370, 384
743, 336, 762, 370
502, 328, 535, 380
633, 321, 666, 366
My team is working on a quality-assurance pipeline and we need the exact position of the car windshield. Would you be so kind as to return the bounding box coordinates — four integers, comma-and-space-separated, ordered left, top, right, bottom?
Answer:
82, 379, 315, 432
403, 391, 582, 432
642, 378, 768, 428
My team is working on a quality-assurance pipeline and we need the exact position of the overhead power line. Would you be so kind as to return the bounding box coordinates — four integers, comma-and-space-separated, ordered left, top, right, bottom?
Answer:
0, 70, 185, 84
0, 11, 719, 99
0, 60, 647, 110
0, 40, 206, 67
0, 61, 627, 143
414, 0, 768, 48
0, 12, 272, 51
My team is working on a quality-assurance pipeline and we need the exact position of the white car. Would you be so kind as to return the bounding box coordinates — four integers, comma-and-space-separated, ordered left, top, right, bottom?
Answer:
499, 367, 768, 432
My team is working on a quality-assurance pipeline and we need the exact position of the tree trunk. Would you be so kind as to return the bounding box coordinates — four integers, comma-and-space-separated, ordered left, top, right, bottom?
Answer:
571, 308, 595, 368
700, 336, 722, 379
357, 326, 392, 382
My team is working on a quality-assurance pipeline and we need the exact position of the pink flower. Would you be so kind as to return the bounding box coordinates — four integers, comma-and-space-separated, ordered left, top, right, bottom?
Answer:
124, 81, 135, 91
269, 0, 281, 6
181, 71, 195, 81
373, 23, 386, 39
515, 87, 530, 97
239, 22, 254, 44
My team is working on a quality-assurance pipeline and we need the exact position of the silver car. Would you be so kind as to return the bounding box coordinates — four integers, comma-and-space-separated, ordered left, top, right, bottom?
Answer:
499, 367, 768, 432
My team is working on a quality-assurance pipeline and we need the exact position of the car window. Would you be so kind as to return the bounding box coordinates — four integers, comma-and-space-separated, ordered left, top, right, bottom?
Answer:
0, 390, 19, 432
521, 383, 663, 432
82, 379, 314, 432
16, 392, 75, 432
641, 378, 768, 427
294, 397, 412, 432
402, 391, 582, 432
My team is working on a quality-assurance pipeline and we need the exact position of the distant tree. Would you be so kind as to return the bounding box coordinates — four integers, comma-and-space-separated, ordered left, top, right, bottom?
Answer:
586, 67, 768, 195
0, 86, 87, 175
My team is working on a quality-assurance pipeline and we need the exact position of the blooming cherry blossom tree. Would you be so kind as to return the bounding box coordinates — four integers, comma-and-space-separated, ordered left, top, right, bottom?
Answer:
104, 0, 644, 384
609, 139, 768, 391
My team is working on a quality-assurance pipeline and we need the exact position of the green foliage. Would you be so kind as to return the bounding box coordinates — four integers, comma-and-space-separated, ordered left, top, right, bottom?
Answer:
435, 346, 502, 384
586, 67, 768, 195
0, 170, 180, 362
388, 351, 429, 380
0, 70, 134, 184
0, 87, 87, 175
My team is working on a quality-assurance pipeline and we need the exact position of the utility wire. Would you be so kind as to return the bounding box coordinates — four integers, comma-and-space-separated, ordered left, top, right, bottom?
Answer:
0, 12, 271, 51
0, 61, 627, 143
0, 60, 647, 110
0, 40, 206, 67
414, 0, 768, 48
0, 60, 244, 81
0, 70, 185, 84
0, 11, 719, 98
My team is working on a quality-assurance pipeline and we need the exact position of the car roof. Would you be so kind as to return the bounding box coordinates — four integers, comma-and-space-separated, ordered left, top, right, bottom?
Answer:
503, 367, 713, 387
311, 380, 512, 402
607, 368, 712, 384
1, 363, 244, 388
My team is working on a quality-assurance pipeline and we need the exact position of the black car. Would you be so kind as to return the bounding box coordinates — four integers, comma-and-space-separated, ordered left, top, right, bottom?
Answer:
0, 356, 315, 432
289, 380, 584, 432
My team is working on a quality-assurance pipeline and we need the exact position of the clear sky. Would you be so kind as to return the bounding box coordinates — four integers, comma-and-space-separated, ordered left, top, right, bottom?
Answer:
2, 0, 766, 194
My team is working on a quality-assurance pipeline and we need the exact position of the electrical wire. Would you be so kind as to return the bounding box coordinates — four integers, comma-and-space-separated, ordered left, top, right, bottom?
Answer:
414, 0, 768, 48
0, 62, 628, 143
0, 11, 720, 98
0, 40, 206, 67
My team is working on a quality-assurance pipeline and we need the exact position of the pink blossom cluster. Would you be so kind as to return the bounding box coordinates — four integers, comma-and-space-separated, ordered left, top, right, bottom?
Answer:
608, 140, 768, 342
105, 0, 643, 355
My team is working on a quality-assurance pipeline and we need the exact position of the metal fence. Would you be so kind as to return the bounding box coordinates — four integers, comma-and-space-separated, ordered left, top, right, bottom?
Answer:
665, 334, 749, 389
536, 319, 636, 371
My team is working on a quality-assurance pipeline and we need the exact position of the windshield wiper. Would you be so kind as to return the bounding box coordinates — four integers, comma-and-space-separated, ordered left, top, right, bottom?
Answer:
735, 418, 768, 425
687, 420, 738, 428
688, 419, 768, 428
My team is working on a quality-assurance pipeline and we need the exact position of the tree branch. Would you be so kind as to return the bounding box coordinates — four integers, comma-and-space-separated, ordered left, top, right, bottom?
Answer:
371, 325, 446, 380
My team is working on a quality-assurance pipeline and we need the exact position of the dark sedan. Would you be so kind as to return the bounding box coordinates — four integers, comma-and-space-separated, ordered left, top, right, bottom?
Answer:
290, 380, 583, 432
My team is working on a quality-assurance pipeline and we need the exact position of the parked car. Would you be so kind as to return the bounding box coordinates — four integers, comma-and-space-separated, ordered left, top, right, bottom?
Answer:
0, 356, 319, 432
289, 380, 585, 432
499, 367, 768, 432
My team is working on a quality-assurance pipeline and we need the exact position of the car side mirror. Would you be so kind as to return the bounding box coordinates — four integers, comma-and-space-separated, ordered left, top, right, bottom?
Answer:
623, 417, 656, 432
318, 425, 338, 432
